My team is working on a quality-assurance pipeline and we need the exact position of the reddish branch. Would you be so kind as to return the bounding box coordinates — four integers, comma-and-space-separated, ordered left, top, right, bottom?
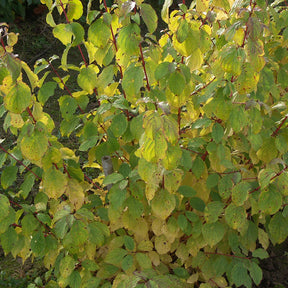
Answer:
190, 77, 216, 96
139, 43, 150, 91
47, 60, 85, 114
26, 107, 37, 124
249, 166, 288, 194
271, 115, 288, 137
103, 0, 127, 99
241, 0, 256, 48
0, 144, 41, 180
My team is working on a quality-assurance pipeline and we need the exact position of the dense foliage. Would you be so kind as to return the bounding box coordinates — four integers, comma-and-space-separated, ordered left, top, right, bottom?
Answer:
0, 0, 288, 287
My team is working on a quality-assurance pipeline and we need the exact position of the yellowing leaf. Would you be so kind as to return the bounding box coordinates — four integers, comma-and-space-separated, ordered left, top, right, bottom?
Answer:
20, 130, 48, 164
67, 0, 83, 21
60, 255, 76, 278
140, 4, 158, 34
186, 48, 203, 72
225, 203, 246, 230
151, 189, 176, 220
10, 112, 24, 128
77, 65, 98, 94
66, 178, 85, 210
196, 0, 209, 12
202, 222, 226, 247
155, 234, 171, 254
43, 168, 68, 199
4, 81, 31, 113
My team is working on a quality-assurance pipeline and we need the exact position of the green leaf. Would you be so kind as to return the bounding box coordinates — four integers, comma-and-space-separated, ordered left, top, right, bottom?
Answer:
1, 165, 17, 189
168, 71, 186, 95
173, 267, 190, 279
258, 168, 276, 189
140, 4, 158, 34
22, 214, 39, 236
124, 235, 135, 251
122, 66, 144, 102
177, 214, 188, 232
103, 173, 124, 186
43, 168, 68, 199
192, 157, 205, 179
151, 189, 176, 220
4, 81, 31, 113
231, 263, 252, 288
31, 231, 46, 257
259, 185, 282, 215
232, 182, 250, 206
60, 255, 76, 278
190, 197, 205, 212
176, 19, 189, 43
178, 186, 196, 198
88, 19, 110, 48
204, 201, 225, 224
67, 0, 83, 21
69, 271, 81, 288
37, 82, 57, 105
60, 118, 80, 137
256, 138, 278, 164
225, 203, 246, 230
252, 248, 269, 259
53, 23, 84, 47
122, 254, 134, 271
202, 222, 226, 247
0, 194, 10, 221
117, 24, 141, 56
212, 123, 224, 144
59, 95, 78, 120
248, 262, 262, 286
135, 253, 152, 270
0, 227, 17, 255
218, 175, 233, 199
268, 211, 288, 244
155, 62, 175, 81
77, 65, 98, 94
110, 113, 128, 137
105, 248, 128, 266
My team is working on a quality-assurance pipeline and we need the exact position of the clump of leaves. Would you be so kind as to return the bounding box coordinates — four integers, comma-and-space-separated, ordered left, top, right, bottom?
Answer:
0, 0, 288, 287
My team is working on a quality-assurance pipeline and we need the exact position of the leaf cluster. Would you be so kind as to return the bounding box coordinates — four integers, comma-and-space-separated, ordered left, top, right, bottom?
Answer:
0, 0, 288, 287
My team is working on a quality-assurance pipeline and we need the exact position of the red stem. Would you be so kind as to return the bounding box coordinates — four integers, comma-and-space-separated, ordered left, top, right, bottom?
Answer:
1, 36, 6, 52
26, 107, 37, 124
102, 0, 127, 99
271, 116, 288, 137
84, 174, 101, 190
47, 60, 85, 114
190, 77, 216, 96
0, 144, 41, 180
249, 166, 288, 194
58, 0, 70, 23
241, 0, 256, 48
139, 43, 150, 91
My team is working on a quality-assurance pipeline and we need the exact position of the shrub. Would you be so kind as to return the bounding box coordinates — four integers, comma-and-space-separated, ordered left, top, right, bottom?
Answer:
0, 0, 288, 287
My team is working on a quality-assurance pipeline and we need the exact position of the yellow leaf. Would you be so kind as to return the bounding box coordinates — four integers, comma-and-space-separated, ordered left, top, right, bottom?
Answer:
10, 112, 24, 128
66, 179, 85, 210
186, 48, 203, 72
196, 0, 209, 13
43, 168, 68, 199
